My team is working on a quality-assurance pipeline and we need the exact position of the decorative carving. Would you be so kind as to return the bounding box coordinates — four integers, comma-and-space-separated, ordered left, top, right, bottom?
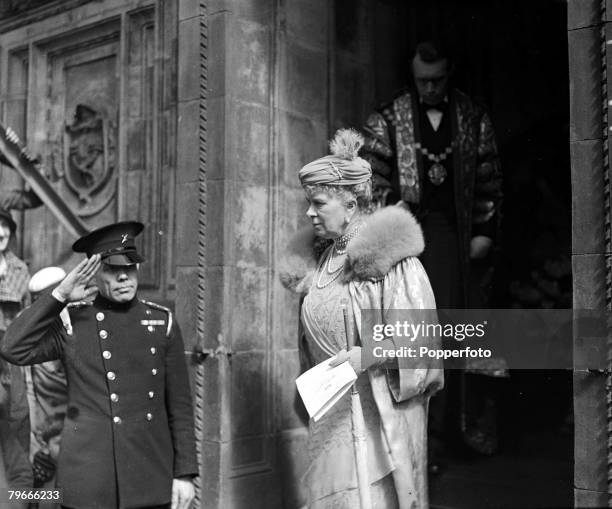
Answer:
0, 0, 51, 17
0, 1, 92, 34
63, 104, 116, 215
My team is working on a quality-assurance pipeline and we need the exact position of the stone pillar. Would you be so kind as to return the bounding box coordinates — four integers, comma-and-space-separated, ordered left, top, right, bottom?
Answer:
177, 1, 332, 507
569, 0, 609, 506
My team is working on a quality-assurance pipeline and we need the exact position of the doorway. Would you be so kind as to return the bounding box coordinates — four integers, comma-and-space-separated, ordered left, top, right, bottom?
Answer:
333, 1, 572, 507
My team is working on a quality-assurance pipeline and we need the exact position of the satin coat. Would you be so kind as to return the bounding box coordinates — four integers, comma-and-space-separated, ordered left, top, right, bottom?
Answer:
352, 259, 443, 509
283, 206, 444, 509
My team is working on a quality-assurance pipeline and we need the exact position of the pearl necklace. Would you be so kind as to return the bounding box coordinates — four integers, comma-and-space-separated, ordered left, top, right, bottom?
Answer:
315, 224, 360, 289
315, 249, 345, 289
334, 227, 360, 255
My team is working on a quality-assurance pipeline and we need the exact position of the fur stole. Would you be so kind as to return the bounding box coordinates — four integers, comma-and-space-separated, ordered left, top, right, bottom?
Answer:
279, 206, 424, 293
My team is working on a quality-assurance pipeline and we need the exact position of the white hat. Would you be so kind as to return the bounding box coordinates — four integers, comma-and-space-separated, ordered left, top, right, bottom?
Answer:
28, 266, 66, 293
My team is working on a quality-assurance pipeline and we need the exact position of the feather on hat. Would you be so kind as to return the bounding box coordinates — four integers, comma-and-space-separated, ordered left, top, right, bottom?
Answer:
298, 128, 372, 186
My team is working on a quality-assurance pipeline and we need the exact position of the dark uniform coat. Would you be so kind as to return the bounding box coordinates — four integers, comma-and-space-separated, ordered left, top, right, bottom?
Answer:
0, 293, 198, 509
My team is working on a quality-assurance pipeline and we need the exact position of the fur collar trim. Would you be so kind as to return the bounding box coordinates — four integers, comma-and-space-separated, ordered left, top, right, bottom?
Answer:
280, 206, 424, 292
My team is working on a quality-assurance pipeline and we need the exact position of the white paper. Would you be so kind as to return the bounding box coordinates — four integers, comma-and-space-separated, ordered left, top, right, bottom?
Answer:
295, 358, 358, 422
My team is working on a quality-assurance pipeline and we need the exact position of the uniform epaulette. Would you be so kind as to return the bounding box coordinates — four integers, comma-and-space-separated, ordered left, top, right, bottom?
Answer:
140, 299, 173, 337
67, 301, 93, 308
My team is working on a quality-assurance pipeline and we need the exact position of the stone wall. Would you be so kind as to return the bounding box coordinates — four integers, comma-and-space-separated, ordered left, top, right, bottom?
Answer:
568, 0, 609, 506
177, 1, 331, 507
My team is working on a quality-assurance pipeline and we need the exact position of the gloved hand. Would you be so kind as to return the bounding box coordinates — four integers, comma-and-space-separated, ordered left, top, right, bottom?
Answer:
329, 347, 363, 373
32, 450, 56, 487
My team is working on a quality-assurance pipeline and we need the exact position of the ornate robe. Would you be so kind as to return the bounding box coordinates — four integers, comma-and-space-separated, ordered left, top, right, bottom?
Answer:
362, 89, 502, 305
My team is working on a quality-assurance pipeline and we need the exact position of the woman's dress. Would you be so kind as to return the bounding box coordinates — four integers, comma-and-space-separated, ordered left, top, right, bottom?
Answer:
301, 246, 399, 509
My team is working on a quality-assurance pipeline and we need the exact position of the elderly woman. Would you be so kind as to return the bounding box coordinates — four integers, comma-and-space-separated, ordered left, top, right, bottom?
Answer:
282, 129, 444, 509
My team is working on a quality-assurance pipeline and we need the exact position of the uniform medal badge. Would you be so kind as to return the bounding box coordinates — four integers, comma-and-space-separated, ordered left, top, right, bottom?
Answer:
141, 319, 166, 332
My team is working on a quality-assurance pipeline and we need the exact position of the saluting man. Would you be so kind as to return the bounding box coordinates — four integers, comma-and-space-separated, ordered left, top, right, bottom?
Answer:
0, 221, 197, 509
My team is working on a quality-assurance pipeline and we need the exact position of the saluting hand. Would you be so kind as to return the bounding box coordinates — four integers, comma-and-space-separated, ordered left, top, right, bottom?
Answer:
52, 254, 101, 303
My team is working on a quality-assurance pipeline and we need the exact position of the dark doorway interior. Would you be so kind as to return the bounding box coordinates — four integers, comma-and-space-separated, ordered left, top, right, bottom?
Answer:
334, 0, 572, 507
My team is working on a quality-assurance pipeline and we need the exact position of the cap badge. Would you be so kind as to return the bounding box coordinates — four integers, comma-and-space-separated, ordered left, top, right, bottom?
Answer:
121, 233, 128, 244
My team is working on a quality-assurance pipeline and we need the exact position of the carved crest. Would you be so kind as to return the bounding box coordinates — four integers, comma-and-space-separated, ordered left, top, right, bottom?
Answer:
64, 104, 115, 205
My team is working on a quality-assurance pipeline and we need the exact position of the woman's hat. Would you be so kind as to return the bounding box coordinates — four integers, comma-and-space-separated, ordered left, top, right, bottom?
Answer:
0, 208, 17, 234
298, 129, 372, 186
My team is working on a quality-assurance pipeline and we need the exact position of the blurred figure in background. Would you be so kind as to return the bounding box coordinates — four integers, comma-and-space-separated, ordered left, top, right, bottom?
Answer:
1, 362, 32, 508
26, 267, 69, 494
0, 207, 31, 454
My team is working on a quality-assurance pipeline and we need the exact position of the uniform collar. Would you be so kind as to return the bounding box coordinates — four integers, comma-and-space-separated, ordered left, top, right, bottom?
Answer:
94, 293, 138, 311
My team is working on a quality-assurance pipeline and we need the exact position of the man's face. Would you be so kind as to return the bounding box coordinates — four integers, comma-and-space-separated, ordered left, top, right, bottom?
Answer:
95, 263, 139, 303
412, 55, 450, 106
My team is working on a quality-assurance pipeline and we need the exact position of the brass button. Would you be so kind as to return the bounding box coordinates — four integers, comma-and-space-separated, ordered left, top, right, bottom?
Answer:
99, 330, 108, 340
107, 371, 116, 381
146, 413, 153, 421
147, 325, 154, 332
110, 393, 118, 403
102, 350, 111, 360
148, 391, 154, 399
151, 368, 158, 376
96, 312, 105, 321
113, 416, 122, 424
150, 347, 156, 355
145, 309, 152, 316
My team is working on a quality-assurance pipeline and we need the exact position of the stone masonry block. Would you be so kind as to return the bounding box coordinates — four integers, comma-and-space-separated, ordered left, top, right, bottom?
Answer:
207, 97, 227, 182
572, 254, 607, 309
570, 140, 605, 255
229, 266, 268, 351
230, 18, 270, 106
274, 283, 300, 351
175, 265, 199, 350
277, 112, 327, 187
228, 468, 282, 508
199, 439, 224, 507
569, 28, 602, 142
276, 428, 308, 508
228, 101, 270, 185
279, 40, 327, 120
177, 99, 200, 184
568, 0, 599, 29
175, 182, 199, 266
274, 350, 308, 430
179, 0, 199, 21
234, 0, 274, 25
574, 371, 608, 492
209, 11, 230, 100
178, 15, 201, 102
575, 487, 607, 508
231, 183, 269, 266
231, 351, 267, 437
205, 179, 227, 267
